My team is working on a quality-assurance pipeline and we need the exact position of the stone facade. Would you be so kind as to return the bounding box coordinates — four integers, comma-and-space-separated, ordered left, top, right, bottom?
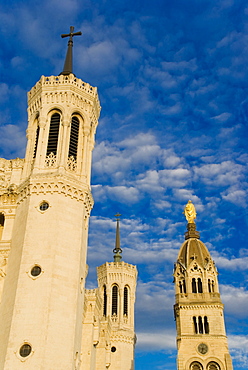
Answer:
174, 223, 233, 370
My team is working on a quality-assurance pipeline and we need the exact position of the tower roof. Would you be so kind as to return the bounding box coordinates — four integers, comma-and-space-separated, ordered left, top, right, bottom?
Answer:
177, 237, 211, 268
178, 201, 212, 268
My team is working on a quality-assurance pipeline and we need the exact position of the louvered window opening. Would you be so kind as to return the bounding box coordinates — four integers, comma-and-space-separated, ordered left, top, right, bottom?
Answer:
124, 286, 128, 316
112, 286, 118, 315
46, 113, 60, 156
33, 125, 40, 158
68, 116, 80, 159
103, 285, 107, 316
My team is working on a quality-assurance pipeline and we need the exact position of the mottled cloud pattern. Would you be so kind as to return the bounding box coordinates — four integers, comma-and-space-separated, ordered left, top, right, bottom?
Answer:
1, 0, 248, 369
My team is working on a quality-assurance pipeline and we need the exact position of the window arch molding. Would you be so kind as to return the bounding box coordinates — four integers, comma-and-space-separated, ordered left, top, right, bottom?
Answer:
190, 361, 203, 370
185, 358, 204, 370
206, 359, 223, 370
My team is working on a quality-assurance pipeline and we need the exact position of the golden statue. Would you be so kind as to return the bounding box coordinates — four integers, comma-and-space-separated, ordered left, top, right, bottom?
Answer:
184, 200, 197, 223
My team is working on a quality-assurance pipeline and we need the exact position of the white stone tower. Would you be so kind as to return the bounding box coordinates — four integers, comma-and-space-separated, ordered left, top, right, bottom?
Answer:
173, 201, 233, 370
81, 214, 137, 370
0, 27, 100, 369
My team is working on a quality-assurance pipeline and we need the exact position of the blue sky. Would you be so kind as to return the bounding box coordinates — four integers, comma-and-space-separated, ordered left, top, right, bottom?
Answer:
1, 0, 248, 369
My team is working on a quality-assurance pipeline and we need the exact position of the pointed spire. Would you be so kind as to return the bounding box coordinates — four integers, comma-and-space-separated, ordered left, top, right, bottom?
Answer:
113, 213, 122, 262
60, 26, 82, 76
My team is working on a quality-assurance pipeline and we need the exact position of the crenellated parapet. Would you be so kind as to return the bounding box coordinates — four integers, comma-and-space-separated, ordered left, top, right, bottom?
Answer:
28, 74, 101, 124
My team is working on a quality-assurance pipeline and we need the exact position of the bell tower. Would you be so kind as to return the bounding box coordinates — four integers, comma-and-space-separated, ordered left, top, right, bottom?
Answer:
0, 28, 100, 369
96, 215, 137, 370
173, 201, 233, 370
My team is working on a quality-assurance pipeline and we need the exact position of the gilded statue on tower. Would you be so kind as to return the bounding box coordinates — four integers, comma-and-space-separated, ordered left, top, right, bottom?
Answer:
184, 200, 197, 223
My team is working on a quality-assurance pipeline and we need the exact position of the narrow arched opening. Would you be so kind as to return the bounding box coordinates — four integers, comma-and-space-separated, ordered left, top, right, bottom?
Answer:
183, 279, 186, 293
208, 278, 211, 292
124, 286, 128, 316
204, 316, 209, 334
103, 285, 107, 317
197, 278, 203, 293
198, 316, 203, 334
112, 285, 118, 316
193, 316, 198, 334
33, 125, 40, 158
68, 116, 80, 160
0, 213, 4, 240
46, 113, 60, 158
179, 281, 183, 293
192, 278, 197, 293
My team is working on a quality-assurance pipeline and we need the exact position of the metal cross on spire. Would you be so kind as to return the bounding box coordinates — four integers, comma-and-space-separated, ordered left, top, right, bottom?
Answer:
60, 26, 82, 76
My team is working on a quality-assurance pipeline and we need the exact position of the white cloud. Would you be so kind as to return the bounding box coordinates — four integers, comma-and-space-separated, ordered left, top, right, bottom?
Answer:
222, 190, 247, 206
214, 256, 248, 271
136, 331, 176, 350
220, 285, 248, 318
193, 161, 244, 187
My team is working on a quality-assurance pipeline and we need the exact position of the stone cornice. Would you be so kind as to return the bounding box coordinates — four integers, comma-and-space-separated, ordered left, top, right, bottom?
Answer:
174, 303, 224, 310
17, 175, 94, 214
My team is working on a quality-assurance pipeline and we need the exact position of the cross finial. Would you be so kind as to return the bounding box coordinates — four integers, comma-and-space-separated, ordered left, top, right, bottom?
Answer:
60, 26, 82, 76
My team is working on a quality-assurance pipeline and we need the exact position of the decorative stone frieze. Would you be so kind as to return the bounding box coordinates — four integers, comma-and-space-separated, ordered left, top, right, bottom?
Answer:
17, 177, 94, 214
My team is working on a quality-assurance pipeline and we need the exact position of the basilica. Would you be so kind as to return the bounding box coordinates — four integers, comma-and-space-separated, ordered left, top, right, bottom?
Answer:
0, 29, 233, 370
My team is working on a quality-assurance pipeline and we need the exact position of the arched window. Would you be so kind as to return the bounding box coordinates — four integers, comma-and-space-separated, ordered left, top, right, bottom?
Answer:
193, 316, 198, 334
33, 125, 40, 158
68, 116, 80, 160
183, 279, 186, 293
179, 281, 183, 293
46, 113, 60, 157
124, 286, 128, 316
103, 285, 107, 317
204, 316, 209, 334
193, 316, 210, 334
198, 316, 203, 334
190, 361, 203, 370
208, 279, 211, 292
0, 213, 4, 240
192, 278, 197, 293
207, 362, 220, 370
198, 278, 203, 293
212, 280, 215, 292
112, 285, 118, 315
